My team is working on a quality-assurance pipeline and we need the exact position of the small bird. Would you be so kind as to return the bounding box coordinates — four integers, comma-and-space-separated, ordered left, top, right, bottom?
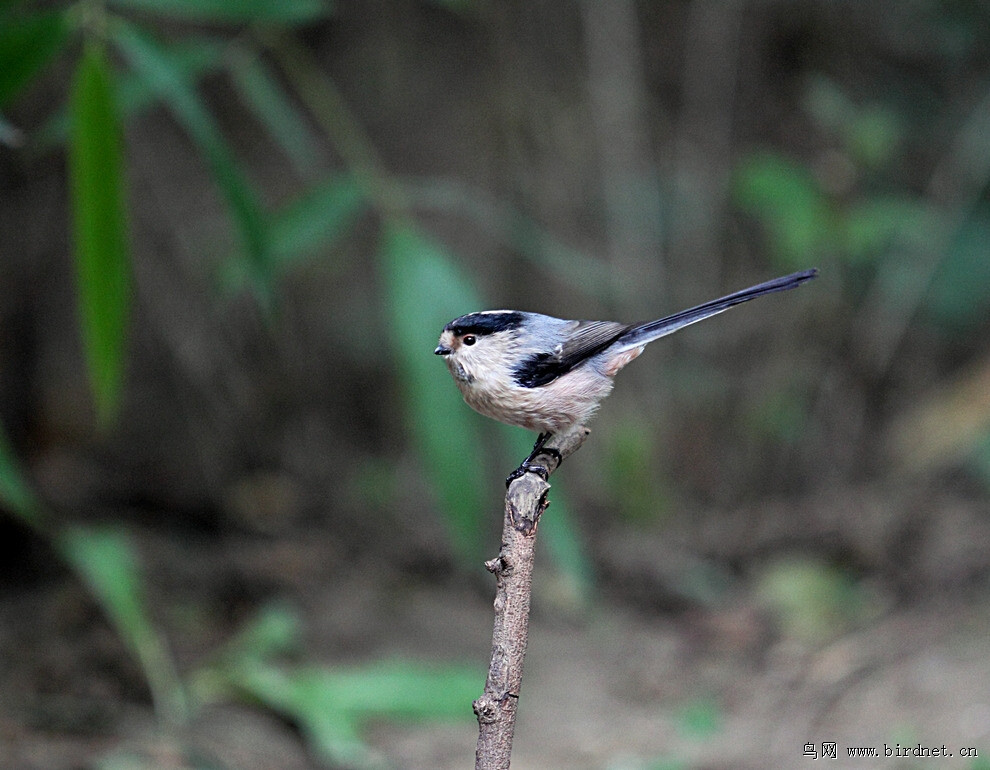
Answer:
436, 269, 817, 481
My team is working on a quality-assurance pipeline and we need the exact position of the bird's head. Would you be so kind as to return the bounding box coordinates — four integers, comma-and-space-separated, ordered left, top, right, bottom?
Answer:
435, 310, 527, 384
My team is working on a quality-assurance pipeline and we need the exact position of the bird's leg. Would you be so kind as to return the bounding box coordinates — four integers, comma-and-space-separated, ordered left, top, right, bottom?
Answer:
528, 431, 563, 466
505, 432, 564, 487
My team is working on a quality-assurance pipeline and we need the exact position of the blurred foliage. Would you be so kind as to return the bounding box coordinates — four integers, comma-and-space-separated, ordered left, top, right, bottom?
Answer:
928, 210, 990, 332
191, 605, 478, 768
4, 1, 990, 763
753, 557, 878, 645
113, 18, 274, 300
59, 525, 188, 725
1, 429, 192, 743
603, 417, 667, 524
734, 152, 833, 271
210, 659, 478, 768
0, 423, 42, 528
0, 0, 551, 763
69, 41, 130, 427
221, 174, 366, 292
2, 435, 480, 766
107, 0, 332, 24
3, 0, 593, 567
802, 76, 904, 171
675, 694, 722, 741
381, 224, 488, 560
736, 72, 990, 342
734, 67, 990, 480
0, 9, 69, 108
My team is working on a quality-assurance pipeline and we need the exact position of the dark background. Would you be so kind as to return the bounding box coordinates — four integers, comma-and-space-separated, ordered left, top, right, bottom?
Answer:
2, 1, 990, 768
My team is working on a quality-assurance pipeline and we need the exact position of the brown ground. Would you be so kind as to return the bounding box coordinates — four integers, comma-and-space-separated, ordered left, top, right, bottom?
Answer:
2, 508, 988, 770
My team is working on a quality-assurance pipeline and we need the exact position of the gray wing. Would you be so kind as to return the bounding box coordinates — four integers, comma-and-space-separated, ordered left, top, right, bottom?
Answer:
512, 320, 630, 388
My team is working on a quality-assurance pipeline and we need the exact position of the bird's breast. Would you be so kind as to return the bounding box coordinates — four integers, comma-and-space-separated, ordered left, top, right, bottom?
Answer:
455, 366, 615, 434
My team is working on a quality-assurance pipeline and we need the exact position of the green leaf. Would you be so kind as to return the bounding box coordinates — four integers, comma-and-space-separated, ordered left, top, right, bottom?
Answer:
842, 197, 934, 264
847, 105, 902, 169
226, 46, 320, 175
107, 0, 333, 24
214, 662, 373, 767
533, 486, 594, 606
58, 527, 187, 724
111, 21, 272, 298
219, 176, 365, 292
733, 152, 832, 269
69, 43, 131, 428
270, 176, 365, 263
0, 11, 69, 108
676, 695, 723, 740
223, 659, 477, 767
403, 177, 614, 300
36, 38, 224, 150
753, 557, 870, 644
927, 211, 990, 332
379, 224, 488, 563
0, 422, 41, 527
314, 660, 478, 719
223, 603, 303, 661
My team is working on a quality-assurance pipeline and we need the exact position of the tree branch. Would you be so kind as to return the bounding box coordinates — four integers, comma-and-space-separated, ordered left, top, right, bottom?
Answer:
474, 426, 591, 770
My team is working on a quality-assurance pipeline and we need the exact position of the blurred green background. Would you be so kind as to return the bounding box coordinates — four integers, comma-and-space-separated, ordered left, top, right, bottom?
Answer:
2, 1, 990, 768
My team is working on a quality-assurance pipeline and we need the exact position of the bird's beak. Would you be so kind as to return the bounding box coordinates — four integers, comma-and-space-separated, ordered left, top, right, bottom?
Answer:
434, 344, 452, 356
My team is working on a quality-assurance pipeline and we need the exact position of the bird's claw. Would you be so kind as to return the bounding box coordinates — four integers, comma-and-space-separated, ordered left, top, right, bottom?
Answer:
505, 461, 550, 487
505, 433, 562, 487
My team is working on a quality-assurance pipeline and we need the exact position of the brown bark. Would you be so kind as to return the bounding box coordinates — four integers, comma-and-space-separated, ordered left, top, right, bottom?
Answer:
474, 427, 590, 770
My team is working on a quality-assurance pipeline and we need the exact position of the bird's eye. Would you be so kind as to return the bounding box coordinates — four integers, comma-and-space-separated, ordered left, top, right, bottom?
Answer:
462, 335, 477, 346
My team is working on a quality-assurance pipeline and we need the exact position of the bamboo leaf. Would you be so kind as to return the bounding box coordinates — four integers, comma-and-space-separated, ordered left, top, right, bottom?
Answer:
220, 176, 365, 292
733, 151, 833, 270
227, 46, 320, 175
112, 21, 272, 297
218, 658, 476, 767
269, 176, 364, 263
69, 43, 131, 428
59, 527, 187, 724
35, 38, 224, 150
0, 422, 41, 527
379, 224, 488, 563
0, 10, 69, 108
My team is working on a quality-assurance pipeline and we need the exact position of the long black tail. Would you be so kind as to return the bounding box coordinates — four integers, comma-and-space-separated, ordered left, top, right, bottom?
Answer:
615, 269, 818, 351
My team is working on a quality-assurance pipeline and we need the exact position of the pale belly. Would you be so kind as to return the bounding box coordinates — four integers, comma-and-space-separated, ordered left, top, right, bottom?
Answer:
457, 372, 615, 434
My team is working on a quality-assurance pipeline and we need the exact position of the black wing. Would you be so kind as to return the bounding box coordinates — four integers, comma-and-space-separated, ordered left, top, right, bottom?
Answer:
513, 320, 630, 388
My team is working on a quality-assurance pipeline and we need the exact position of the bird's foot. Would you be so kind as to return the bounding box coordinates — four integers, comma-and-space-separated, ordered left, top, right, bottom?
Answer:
505, 461, 549, 487
504, 433, 563, 487
528, 432, 562, 466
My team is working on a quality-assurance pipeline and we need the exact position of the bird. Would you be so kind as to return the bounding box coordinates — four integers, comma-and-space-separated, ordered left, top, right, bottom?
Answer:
435, 268, 817, 482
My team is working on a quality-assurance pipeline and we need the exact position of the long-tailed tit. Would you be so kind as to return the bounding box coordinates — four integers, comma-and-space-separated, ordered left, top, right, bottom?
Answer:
435, 269, 817, 481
